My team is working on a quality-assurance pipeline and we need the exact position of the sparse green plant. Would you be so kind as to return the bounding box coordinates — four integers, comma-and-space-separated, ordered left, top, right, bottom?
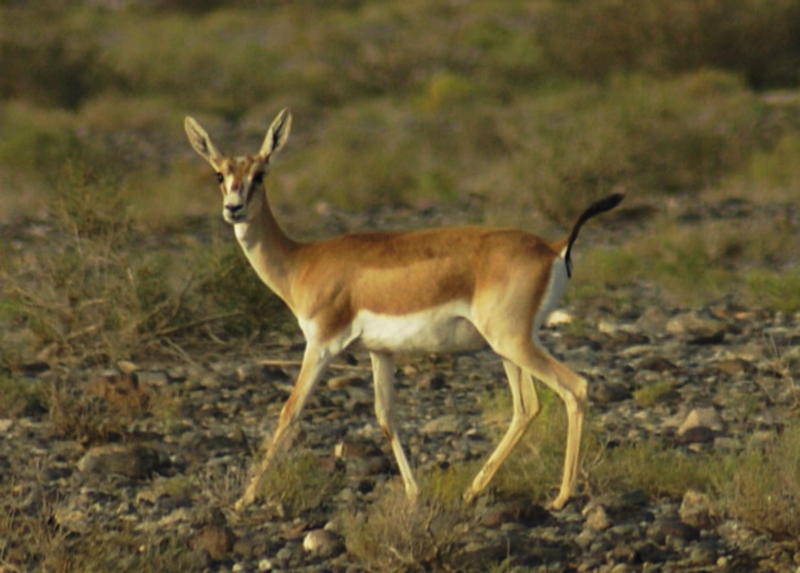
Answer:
745, 267, 800, 314
48, 374, 142, 444
0, 374, 48, 418
258, 450, 345, 516
721, 424, 800, 537
633, 379, 678, 409
478, 384, 569, 502
196, 241, 292, 338
587, 439, 725, 500
418, 460, 483, 510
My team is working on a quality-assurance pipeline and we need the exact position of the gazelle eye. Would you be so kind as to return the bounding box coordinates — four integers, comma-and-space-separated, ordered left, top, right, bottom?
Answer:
253, 171, 264, 185
215, 172, 224, 184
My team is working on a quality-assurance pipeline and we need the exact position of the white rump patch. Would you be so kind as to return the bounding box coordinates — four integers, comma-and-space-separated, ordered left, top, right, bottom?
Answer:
534, 259, 569, 336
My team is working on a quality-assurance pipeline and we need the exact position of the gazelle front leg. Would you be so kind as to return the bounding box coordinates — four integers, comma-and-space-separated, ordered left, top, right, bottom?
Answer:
370, 352, 419, 500
235, 342, 331, 511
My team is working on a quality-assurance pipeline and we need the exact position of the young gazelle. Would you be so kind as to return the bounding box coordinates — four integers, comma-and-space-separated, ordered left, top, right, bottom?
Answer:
185, 109, 623, 512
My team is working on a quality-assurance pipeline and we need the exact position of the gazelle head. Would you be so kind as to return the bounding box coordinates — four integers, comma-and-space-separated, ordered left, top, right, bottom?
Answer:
184, 109, 292, 224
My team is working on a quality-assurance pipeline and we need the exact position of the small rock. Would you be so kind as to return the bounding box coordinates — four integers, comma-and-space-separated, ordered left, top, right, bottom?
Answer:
0, 419, 13, 433
233, 531, 275, 559
479, 501, 551, 528
636, 356, 679, 373
715, 358, 756, 375
546, 309, 574, 326
416, 372, 447, 390
328, 375, 365, 391
688, 540, 719, 566
190, 524, 236, 559
646, 518, 700, 544
54, 506, 90, 533
116, 360, 138, 374
258, 557, 276, 571
302, 528, 342, 557
666, 311, 726, 344
675, 426, 716, 445
78, 443, 166, 479
677, 407, 723, 436
334, 439, 380, 459
420, 414, 461, 434
680, 489, 717, 529
584, 504, 613, 531
636, 306, 670, 336
591, 381, 632, 405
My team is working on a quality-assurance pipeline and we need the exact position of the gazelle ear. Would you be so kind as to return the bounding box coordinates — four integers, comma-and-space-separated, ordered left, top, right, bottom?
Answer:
259, 108, 292, 159
185, 117, 223, 168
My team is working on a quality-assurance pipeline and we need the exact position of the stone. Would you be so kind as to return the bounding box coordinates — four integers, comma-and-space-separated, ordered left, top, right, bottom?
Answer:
677, 407, 723, 436
715, 358, 756, 375
190, 524, 236, 559
78, 443, 166, 479
646, 518, 700, 544
327, 375, 366, 391
54, 506, 90, 533
479, 501, 551, 528
546, 309, 574, 326
420, 414, 461, 434
302, 528, 343, 557
584, 504, 612, 531
666, 311, 726, 344
636, 306, 670, 336
416, 372, 448, 390
591, 381, 633, 405
679, 489, 717, 529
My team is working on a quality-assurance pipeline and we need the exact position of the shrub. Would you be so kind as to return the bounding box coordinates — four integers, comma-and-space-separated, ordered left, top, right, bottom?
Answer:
341, 481, 468, 572
538, 0, 800, 89
722, 425, 800, 537
587, 439, 723, 500
745, 268, 800, 314
257, 451, 345, 516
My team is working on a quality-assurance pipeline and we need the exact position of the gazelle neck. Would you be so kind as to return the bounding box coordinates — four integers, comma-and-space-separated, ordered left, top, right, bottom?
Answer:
233, 189, 299, 309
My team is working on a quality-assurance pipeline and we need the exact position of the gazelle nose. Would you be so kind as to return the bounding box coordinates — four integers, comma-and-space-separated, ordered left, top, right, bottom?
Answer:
225, 203, 243, 214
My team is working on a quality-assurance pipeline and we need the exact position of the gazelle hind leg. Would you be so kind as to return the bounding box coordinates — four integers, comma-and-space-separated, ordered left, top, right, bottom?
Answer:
235, 343, 331, 511
543, 358, 587, 510
464, 359, 540, 504
371, 352, 419, 500
503, 342, 586, 509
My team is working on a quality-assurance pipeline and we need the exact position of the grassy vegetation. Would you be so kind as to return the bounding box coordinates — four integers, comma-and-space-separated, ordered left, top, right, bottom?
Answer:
1, 0, 800, 567
1, 2, 798, 362
256, 450, 346, 517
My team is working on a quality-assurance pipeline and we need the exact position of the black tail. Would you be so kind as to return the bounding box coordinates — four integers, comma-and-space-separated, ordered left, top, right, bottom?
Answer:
564, 193, 624, 277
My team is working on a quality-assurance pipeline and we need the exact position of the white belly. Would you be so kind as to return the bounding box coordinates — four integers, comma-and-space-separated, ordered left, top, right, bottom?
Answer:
354, 301, 485, 354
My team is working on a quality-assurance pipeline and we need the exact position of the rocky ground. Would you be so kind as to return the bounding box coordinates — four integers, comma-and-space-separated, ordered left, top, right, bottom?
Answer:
2, 203, 800, 572
2, 292, 799, 572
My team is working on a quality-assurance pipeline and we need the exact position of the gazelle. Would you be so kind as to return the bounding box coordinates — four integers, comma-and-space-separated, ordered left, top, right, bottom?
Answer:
184, 108, 623, 512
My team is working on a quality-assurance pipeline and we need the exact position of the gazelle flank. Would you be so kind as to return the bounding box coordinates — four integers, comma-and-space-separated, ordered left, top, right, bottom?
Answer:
184, 108, 624, 512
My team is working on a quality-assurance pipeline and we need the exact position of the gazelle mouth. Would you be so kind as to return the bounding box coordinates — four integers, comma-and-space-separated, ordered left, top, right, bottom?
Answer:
223, 211, 246, 224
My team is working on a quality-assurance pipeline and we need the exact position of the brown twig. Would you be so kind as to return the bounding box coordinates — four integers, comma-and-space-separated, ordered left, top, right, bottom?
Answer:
254, 358, 370, 372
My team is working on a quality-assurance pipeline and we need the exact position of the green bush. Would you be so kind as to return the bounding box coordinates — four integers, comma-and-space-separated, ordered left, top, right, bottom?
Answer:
482, 72, 762, 224
538, 0, 800, 89
722, 425, 800, 537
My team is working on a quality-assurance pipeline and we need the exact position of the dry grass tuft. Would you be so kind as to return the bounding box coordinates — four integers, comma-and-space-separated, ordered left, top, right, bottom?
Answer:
587, 439, 723, 501
341, 481, 470, 572
722, 425, 800, 537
